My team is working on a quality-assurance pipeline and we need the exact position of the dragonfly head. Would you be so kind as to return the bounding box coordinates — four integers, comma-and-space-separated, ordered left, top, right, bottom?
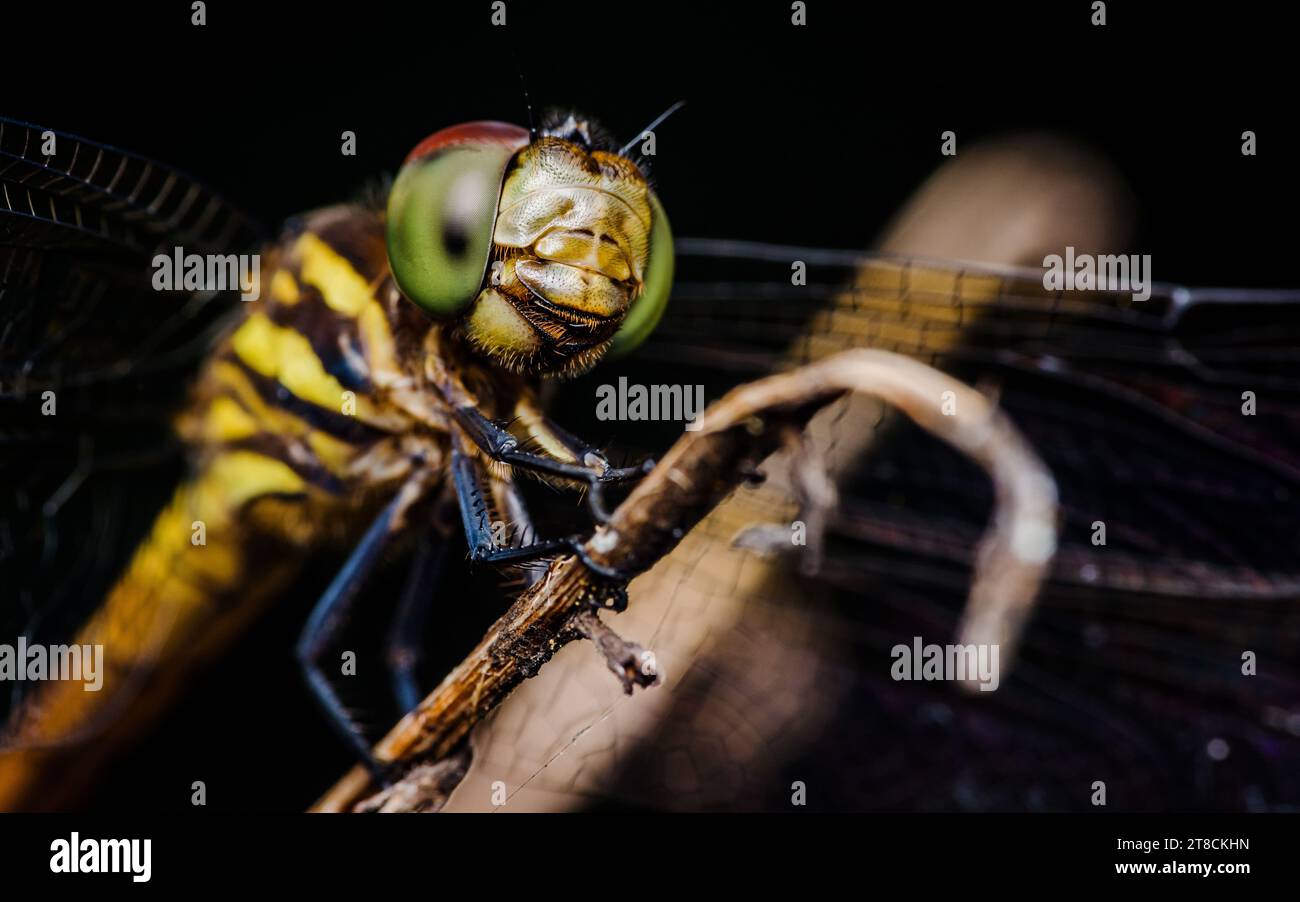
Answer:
386, 114, 674, 377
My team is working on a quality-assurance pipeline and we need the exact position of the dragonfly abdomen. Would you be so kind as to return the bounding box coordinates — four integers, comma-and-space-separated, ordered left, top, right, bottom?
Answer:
0, 460, 308, 809
0, 205, 452, 809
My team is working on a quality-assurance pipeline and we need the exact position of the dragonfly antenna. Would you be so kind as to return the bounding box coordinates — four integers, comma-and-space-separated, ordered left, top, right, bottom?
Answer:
517, 66, 537, 139
618, 100, 686, 157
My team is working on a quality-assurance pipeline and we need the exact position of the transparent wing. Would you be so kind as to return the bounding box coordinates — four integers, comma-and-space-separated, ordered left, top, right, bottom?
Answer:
449, 243, 1300, 813
0, 117, 265, 739
656, 245, 1300, 593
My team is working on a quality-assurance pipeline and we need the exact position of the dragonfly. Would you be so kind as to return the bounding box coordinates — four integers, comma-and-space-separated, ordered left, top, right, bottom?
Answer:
0, 109, 677, 807
2, 113, 1298, 812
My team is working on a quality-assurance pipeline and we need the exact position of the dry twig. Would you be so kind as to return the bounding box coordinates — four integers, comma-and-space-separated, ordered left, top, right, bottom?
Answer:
311, 349, 1058, 812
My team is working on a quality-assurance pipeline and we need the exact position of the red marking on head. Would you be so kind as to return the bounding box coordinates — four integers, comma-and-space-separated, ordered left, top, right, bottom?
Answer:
405, 121, 531, 164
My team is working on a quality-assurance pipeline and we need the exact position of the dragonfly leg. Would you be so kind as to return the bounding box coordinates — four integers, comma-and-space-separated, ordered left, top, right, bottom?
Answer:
384, 532, 447, 715
530, 412, 658, 523
296, 491, 410, 784
453, 405, 653, 524
450, 442, 628, 581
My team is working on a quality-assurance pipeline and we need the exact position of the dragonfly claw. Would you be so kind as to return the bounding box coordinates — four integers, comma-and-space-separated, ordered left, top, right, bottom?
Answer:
585, 456, 653, 524
565, 536, 632, 589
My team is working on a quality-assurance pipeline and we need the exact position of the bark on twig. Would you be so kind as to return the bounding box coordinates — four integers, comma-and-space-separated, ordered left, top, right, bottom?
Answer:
570, 610, 661, 694
311, 349, 1058, 812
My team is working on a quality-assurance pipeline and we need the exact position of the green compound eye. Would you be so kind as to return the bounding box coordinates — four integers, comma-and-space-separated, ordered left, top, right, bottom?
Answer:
386, 140, 520, 318
608, 192, 674, 358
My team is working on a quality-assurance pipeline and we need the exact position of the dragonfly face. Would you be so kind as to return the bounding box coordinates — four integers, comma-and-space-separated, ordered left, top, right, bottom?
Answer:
386, 116, 674, 377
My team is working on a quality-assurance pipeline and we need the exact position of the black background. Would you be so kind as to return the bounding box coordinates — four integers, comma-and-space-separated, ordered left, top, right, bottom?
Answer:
5, 0, 1296, 284
2, 0, 1298, 812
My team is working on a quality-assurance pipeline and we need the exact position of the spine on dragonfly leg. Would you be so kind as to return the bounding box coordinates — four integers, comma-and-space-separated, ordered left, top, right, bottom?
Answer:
0, 452, 309, 811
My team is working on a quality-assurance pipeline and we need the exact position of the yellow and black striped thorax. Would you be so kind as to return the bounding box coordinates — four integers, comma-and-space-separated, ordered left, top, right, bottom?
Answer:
178, 205, 456, 529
